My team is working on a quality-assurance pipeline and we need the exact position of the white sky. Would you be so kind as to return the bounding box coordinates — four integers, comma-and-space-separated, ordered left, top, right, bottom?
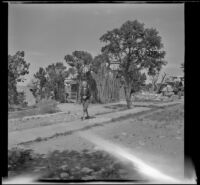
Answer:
8, 3, 184, 85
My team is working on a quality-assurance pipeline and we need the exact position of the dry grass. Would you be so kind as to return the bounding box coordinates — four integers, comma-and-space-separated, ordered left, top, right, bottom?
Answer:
36, 99, 60, 114
144, 104, 184, 122
8, 99, 60, 119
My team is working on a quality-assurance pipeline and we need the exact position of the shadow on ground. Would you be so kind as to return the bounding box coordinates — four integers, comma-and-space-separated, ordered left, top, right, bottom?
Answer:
8, 148, 145, 182
103, 103, 159, 111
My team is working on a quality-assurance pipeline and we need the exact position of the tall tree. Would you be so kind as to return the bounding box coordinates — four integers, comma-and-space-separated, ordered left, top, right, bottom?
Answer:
34, 67, 47, 100
32, 62, 68, 102
46, 62, 68, 102
8, 51, 30, 107
64, 51, 93, 102
100, 20, 167, 108
91, 53, 110, 73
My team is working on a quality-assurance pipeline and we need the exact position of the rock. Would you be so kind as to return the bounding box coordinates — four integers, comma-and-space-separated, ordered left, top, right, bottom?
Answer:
138, 141, 145, 146
81, 167, 93, 173
60, 164, 68, 171
33, 166, 46, 172
75, 166, 81, 170
122, 132, 127, 136
82, 175, 95, 180
60, 172, 69, 179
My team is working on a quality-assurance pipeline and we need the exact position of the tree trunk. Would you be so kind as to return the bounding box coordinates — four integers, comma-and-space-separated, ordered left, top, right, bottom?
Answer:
76, 79, 83, 104
152, 82, 156, 92
157, 73, 166, 93
76, 80, 80, 103
124, 86, 132, 109
39, 87, 43, 100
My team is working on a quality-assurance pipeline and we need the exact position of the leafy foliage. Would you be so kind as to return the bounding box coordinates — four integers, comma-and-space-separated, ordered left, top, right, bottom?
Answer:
64, 51, 93, 80
33, 67, 47, 99
8, 147, 33, 173
64, 51, 93, 101
8, 51, 30, 108
32, 62, 68, 103
100, 20, 166, 108
91, 53, 110, 73
45, 63, 68, 102
8, 148, 136, 180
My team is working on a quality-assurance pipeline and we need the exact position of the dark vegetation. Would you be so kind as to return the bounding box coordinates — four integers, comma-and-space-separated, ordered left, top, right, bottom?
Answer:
8, 148, 141, 180
8, 99, 60, 119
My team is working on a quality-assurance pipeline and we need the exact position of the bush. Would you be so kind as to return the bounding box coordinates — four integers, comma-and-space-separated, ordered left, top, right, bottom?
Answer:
8, 147, 33, 172
36, 98, 60, 114
8, 149, 137, 180
8, 91, 28, 111
8, 99, 60, 119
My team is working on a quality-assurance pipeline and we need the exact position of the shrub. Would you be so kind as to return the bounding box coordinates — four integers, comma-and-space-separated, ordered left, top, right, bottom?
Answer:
8, 149, 141, 180
36, 98, 60, 114
8, 147, 33, 172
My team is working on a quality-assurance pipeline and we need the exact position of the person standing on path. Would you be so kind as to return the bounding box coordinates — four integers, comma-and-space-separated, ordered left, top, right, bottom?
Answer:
80, 80, 91, 120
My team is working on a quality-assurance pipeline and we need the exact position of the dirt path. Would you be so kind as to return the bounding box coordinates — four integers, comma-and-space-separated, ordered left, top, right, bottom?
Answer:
8, 100, 132, 132
20, 103, 184, 180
